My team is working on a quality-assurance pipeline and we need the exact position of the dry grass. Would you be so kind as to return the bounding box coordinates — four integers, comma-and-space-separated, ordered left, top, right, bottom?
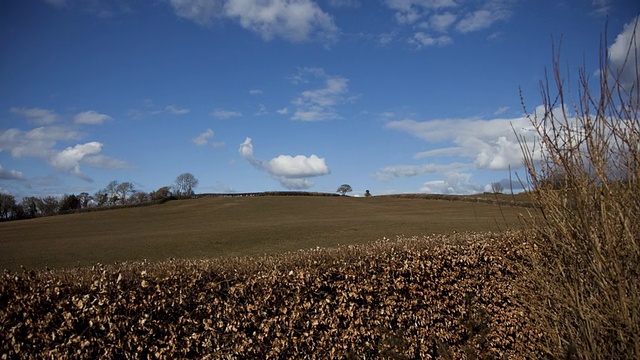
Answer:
0, 196, 523, 271
516, 24, 640, 359
0, 231, 541, 359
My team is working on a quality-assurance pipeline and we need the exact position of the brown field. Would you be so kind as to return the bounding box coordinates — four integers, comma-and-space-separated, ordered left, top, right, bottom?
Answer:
0, 196, 526, 271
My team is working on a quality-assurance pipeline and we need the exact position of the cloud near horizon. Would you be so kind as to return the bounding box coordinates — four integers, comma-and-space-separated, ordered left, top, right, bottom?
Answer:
239, 137, 330, 189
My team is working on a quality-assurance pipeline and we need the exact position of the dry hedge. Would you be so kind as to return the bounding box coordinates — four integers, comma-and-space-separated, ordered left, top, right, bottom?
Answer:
1, 231, 541, 359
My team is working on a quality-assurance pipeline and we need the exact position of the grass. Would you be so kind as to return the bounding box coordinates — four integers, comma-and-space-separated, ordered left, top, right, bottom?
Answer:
0, 195, 524, 271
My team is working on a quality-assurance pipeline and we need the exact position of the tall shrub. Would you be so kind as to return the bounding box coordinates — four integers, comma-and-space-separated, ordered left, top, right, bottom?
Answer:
517, 22, 639, 358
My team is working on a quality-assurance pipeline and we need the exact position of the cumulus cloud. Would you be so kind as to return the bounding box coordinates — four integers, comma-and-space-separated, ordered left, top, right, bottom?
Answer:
211, 109, 243, 119
166, 0, 338, 43
0, 126, 80, 158
290, 68, 355, 121
0, 164, 25, 181
608, 16, 639, 89
249, 89, 264, 95
0, 126, 129, 181
10, 107, 58, 125
49, 142, 103, 181
239, 137, 330, 189
192, 129, 215, 146
386, 116, 535, 170
74, 110, 112, 125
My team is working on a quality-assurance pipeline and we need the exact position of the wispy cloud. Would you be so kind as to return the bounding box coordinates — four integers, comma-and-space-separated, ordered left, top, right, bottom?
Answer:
386, 116, 532, 170
164, 105, 190, 115
10, 107, 58, 125
74, 110, 112, 125
0, 165, 26, 181
0, 125, 130, 181
290, 67, 356, 121
192, 129, 215, 146
409, 32, 453, 48
239, 137, 330, 189
383, 0, 516, 49
211, 109, 242, 119
165, 0, 339, 44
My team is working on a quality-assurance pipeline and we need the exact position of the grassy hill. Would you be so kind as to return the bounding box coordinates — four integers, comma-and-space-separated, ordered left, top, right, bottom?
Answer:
0, 195, 526, 271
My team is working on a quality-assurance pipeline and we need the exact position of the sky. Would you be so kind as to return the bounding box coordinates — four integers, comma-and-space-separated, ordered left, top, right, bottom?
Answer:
1, 0, 639, 199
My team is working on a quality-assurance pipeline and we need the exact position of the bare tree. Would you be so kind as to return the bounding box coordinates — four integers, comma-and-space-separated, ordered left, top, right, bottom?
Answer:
173, 173, 198, 197
491, 182, 504, 194
337, 184, 352, 196
116, 182, 135, 204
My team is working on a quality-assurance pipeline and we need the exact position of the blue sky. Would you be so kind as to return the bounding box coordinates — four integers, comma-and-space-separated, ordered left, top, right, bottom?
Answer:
1, 0, 638, 198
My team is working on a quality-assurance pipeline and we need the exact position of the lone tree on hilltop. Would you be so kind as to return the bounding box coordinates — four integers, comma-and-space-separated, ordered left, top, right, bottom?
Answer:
491, 182, 504, 194
174, 173, 198, 197
337, 184, 352, 196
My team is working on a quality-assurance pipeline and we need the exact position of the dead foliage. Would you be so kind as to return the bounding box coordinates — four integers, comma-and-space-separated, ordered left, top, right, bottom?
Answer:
1, 231, 541, 359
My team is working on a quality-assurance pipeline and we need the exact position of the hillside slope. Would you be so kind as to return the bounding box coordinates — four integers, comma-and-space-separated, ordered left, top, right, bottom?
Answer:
0, 196, 525, 271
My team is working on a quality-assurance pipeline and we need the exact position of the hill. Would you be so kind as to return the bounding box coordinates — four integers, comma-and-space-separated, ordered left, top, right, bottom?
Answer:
0, 195, 525, 271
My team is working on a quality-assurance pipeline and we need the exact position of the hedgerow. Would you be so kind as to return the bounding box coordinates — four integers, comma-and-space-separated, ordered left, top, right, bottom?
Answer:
1, 231, 540, 359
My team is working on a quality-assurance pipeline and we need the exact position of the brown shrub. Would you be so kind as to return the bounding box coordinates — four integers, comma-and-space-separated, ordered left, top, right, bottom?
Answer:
516, 22, 640, 358
1, 231, 540, 359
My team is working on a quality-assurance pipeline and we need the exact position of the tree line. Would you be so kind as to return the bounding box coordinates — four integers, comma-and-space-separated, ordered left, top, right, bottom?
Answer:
0, 173, 198, 221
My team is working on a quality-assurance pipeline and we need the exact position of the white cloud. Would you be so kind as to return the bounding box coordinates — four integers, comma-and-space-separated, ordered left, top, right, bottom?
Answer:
255, 104, 268, 116
166, 0, 223, 25
0, 126, 129, 181
249, 89, 264, 95
425, 12, 456, 32
608, 16, 639, 89
420, 172, 482, 194
493, 106, 509, 115
456, 9, 508, 33
164, 105, 190, 114
386, 116, 536, 171
49, 142, 103, 181
166, 0, 338, 43
192, 129, 215, 146
0, 126, 80, 158
290, 68, 355, 121
211, 109, 243, 119
74, 110, 112, 125
224, 0, 338, 43
374, 162, 468, 181
591, 0, 612, 16
384, 0, 514, 45
0, 165, 25, 181
277, 107, 289, 114
385, 0, 458, 25
10, 107, 58, 125
409, 32, 453, 48
239, 137, 330, 189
